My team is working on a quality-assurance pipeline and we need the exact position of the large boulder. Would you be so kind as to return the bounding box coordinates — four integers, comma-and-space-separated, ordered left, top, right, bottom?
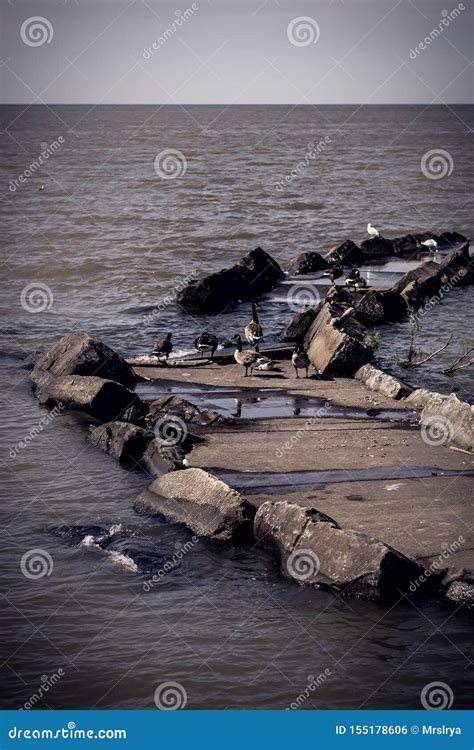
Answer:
142, 438, 188, 475
326, 239, 364, 266
31, 331, 136, 387
89, 421, 153, 464
254, 501, 422, 601
420, 393, 473, 452
287, 252, 328, 275
354, 364, 413, 400
134, 468, 254, 540
360, 236, 395, 259
303, 303, 373, 375
441, 242, 473, 284
279, 305, 319, 343
393, 260, 443, 295
177, 247, 285, 312
33, 374, 145, 422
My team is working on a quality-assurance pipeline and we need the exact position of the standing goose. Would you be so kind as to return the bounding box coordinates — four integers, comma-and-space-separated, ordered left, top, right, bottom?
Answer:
291, 343, 311, 378
323, 264, 343, 287
344, 268, 360, 288
153, 332, 172, 360
231, 335, 259, 377
367, 222, 379, 238
244, 302, 263, 351
194, 332, 218, 359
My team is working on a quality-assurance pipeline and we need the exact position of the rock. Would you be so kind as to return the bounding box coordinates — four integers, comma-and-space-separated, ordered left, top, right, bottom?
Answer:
353, 291, 386, 325
378, 290, 408, 321
148, 395, 201, 424
177, 247, 285, 312
445, 580, 474, 609
360, 236, 395, 259
287, 252, 329, 275
134, 468, 255, 540
441, 242, 473, 284
279, 305, 319, 343
405, 389, 445, 407
327, 239, 364, 266
303, 303, 373, 375
420, 393, 473, 452
254, 500, 422, 601
31, 331, 136, 387
89, 421, 152, 464
142, 438, 187, 475
355, 364, 413, 400
33, 374, 145, 422
392, 260, 443, 296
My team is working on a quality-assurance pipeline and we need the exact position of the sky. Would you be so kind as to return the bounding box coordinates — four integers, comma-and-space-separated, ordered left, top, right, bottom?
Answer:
0, 0, 473, 105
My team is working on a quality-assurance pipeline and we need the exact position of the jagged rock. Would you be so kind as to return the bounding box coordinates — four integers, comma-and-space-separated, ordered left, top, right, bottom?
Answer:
405, 389, 445, 407
148, 395, 200, 424
303, 303, 373, 375
254, 500, 422, 601
355, 364, 413, 400
378, 290, 408, 321
327, 239, 364, 266
441, 242, 473, 284
134, 468, 254, 540
420, 393, 473, 452
353, 291, 386, 325
89, 421, 152, 464
393, 260, 443, 295
142, 438, 187, 475
33, 374, 145, 422
279, 305, 319, 343
31, 331, 136, 387
360, 236, 395, 259
287, 252, 329, 275
177, 247, 285, 312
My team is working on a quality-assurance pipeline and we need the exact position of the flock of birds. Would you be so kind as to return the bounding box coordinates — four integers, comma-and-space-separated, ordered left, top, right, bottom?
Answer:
152, 224, 440, 378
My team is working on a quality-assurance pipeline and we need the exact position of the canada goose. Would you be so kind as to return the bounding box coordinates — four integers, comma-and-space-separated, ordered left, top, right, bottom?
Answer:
292, 343, 310, 378
194, 332, 218, 359
367, 222, 379, 238
323, 265, 343, 286
254, 355, 275, 371
421, 238, 438, 253
244, 302, 263, 351
354, 277, 367, 290
153, 332, 172, 360
344, 268, 361, 288
231, 334, 259, 377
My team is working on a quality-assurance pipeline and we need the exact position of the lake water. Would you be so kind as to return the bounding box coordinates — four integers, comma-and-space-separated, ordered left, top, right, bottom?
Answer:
0, 104, 472, 710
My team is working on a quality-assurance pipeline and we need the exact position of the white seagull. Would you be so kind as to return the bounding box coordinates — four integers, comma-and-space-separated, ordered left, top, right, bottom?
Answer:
421, 238, 438, 253
367, 222, 379, 238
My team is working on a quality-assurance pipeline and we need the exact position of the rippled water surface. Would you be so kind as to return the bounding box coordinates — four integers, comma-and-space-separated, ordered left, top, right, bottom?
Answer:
1, 105, 473, 710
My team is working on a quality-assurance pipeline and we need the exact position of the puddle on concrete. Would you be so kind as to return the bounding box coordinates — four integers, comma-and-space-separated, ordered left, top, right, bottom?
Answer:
212, 466, 473, 494
136, 383, 418, 423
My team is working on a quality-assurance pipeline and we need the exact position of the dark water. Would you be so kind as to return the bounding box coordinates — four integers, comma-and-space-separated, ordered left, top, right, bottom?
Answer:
1, 105, 473, 710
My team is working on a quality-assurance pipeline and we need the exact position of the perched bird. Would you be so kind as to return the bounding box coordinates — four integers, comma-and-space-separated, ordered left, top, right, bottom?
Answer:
244, 302, 264, 351
323, 265, 343, 287
367, 222, 379, 238
194, 331, 218, 359
292, 343, 310, 378
153, 332, 172, 360
344, 268, 361, 288
231, 334, 259, 377
254, 355, 275, 371
39, 184, 45, 192
421, 238, 438, 254
354, 277, 367, 290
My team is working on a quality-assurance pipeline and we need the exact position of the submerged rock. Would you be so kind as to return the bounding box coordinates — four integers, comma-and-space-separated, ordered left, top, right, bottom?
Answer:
287, 252, 329, 275
355, 364, 413, 400
254, 501, 422, 601
135, 468, 254, 540
31, 331, 136, 388
177, 247, 285, 312
34, 374, 145, 422
89, 421, 153, 464
303, 303, 373, 375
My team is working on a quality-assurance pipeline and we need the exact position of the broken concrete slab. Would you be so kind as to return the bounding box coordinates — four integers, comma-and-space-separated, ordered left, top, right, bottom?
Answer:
279, 305, 319, 343
303, 303, 373, 375
287, 252, 329, 275
354, 364, 413, 400
89, 421, 153, 464
420, 392, 473, 452
135, 468, 255, 540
